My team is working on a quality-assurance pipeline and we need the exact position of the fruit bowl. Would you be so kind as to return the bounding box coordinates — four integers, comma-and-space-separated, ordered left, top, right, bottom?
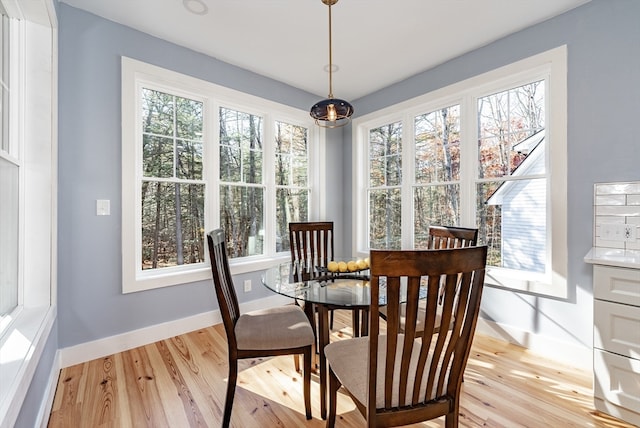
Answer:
327, 258, 370, 273
315, 257, 370, 281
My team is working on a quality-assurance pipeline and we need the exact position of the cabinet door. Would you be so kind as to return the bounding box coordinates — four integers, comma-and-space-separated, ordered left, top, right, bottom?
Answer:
594, 300, 640, 358
594, 349, 640, 424
594, 265, 640, 305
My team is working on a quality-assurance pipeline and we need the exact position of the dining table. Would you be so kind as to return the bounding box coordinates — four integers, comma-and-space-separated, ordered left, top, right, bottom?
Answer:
262, 260, 425, 419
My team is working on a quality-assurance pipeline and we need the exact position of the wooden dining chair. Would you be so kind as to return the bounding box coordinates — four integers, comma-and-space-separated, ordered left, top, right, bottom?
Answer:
289, 221, 366, 335
427, 225, 478, 250
324, 245, 488, 427
379, 225, 478, 336
207, 229, 314, 428
289, 221, 334, 278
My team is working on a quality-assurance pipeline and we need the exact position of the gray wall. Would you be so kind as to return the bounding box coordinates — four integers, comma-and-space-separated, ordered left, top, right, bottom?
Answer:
349, 0, 640, 352
57, 3, 338, 348
57, 0, 639, 356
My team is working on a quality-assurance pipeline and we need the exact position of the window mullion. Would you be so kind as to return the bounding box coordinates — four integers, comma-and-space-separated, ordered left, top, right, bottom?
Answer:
205, 99, 217, 232
459, 93, 476, 227
402, 113, 414, 249
263, 114, 275, 256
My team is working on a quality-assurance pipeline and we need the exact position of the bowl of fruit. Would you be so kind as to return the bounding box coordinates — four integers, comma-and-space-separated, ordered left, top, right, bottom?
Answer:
327, 257, 369, 273
316, 257, 370, 281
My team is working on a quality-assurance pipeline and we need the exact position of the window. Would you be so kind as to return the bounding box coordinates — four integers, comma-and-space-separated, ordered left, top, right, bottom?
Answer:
140, 88, 205, 271
0, 1, 55, 424
0, 8, 17, 321
477, 82, 546, 273
354, 47, 567, 297
219, 107, 264, 257
414, 105, 461, 246
275, 120, 310, 251
122, 58, 323, 293
368, 121, 402, 249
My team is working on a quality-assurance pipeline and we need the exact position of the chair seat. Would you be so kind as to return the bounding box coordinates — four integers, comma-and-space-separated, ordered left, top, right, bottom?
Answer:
236, 305, 314, 351
325, 334, 449, 409
379, 301, 445, 334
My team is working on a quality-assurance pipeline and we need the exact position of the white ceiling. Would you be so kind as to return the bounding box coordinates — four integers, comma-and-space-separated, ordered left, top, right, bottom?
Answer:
59, 0, 590, 101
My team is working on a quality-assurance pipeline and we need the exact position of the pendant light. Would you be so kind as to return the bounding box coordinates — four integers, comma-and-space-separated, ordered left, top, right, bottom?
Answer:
310, 0, 354, 128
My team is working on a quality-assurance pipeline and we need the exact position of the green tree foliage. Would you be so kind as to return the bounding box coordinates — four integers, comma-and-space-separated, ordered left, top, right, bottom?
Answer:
141, 89, 204, 270
219, 107, 264, 258
368, 80, 545, 269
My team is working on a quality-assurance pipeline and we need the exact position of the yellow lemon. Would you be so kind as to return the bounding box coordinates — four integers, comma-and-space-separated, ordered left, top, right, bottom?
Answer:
347, 260, 358, 272
338, 261, 348, 272
356, 259, 367, 270
364, 257, 370, 268
327, 261, 339, 272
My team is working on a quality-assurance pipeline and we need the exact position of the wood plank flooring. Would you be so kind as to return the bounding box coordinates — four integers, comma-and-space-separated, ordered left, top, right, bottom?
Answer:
48, 310, 634, 427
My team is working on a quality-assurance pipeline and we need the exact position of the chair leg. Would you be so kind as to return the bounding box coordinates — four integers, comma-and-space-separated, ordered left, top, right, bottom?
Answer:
445, 400, 460, 428
326, 366, 340, 427
330, 309, 334, 330
445, 410, 459, 428
306, 304, 320, 365
303, 347, 312, 419
294, 355, 301, 373
361, 309, 369, 336
222, 359, 238, 428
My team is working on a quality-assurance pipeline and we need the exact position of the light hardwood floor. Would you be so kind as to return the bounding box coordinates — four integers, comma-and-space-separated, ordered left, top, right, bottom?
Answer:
48, 310, 634, 427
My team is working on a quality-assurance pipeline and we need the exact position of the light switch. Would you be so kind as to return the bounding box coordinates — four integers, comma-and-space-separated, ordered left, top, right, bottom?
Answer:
96, 199, 110, 216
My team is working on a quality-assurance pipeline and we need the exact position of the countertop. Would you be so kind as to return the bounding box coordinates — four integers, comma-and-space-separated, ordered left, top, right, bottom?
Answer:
584, 247, 640, 269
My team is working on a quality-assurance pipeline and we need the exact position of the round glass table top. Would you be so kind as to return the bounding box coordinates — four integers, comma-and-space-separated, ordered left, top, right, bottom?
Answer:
262, 261, 424, 308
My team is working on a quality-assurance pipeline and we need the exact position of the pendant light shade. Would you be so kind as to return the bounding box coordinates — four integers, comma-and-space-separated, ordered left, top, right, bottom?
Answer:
310, 98, 353, 125
310, 0, 354, 128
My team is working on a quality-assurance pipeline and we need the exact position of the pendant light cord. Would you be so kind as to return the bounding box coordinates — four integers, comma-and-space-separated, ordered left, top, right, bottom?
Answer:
327, 1, 333, 99
310, 0, 353, 128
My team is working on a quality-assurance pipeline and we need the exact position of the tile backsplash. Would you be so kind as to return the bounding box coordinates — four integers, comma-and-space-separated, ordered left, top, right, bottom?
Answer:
594, 181, 640, 250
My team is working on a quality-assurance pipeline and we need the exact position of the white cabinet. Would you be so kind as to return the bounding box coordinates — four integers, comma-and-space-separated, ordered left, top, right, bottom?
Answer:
592, 264, 640, 426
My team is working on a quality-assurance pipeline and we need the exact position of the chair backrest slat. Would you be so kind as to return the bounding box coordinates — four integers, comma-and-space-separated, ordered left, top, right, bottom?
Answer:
427, 225, 478, 306
289, 222, 334, 280
368, 246, 487, 416
207, 229, 240, 351
427, 225, 478, 249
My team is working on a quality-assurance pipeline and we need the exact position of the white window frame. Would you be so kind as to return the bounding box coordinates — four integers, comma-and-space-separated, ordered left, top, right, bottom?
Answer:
0, 0, 56, 426
122, 58, 325, 293
353, 46, 567, 298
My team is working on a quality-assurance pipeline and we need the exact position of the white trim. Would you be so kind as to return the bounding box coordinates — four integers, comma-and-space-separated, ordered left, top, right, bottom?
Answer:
352, 46, 568, 298
594, 398, 640, 427
52, 300, 590, 383
122, 58, 323, 293
0, 306, 55, 428
0, 3, 56, 426
58, 294, 291, 368
475, 317, 591, 370
35, 349, 60, 428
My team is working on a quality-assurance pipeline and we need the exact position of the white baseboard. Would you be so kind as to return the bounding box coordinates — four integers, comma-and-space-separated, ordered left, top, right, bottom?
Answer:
59, 294, 292, 368
36, 351, 61, 428
476, 317, 593, 371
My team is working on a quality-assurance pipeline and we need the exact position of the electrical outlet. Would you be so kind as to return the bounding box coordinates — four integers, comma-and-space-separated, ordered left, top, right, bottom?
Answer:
623, 224, 637, 242
243, 279, 252, 292
601, 223, 638, 242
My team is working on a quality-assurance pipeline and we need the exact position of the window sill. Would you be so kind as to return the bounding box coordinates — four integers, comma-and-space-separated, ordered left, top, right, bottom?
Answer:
0, 305, 55, 428
484, 266, 568, 299
229, 254, 290, 275
124, 254, 291, 293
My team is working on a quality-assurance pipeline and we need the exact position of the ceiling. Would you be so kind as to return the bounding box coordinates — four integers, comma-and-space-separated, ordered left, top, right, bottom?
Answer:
59, 0, 591, 101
